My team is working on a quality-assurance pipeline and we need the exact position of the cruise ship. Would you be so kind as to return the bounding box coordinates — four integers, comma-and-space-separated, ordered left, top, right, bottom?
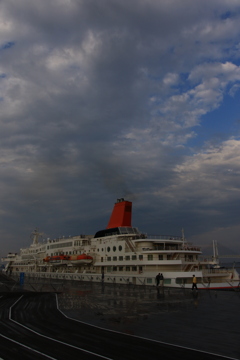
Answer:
2, 198, 240, 289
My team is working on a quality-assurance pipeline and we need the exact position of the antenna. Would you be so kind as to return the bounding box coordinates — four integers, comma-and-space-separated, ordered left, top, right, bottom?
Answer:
212, 240, 219, 265
182, 228, 185, 246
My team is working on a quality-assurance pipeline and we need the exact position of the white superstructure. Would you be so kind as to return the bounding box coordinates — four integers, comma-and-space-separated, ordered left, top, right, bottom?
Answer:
2, 199, 240, 289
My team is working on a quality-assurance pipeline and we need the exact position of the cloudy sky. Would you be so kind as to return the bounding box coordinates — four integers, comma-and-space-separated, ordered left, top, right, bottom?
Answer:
1, 0, 240, 257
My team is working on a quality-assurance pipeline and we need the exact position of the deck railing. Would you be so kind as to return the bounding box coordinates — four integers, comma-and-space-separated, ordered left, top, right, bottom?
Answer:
146, 235, 183, 240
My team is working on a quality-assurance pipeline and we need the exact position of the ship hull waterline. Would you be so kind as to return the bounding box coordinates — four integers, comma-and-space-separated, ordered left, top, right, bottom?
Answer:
12, 270, 240, 290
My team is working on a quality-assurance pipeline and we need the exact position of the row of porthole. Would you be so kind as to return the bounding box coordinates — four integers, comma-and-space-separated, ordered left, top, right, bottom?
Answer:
98, 245, 123, 252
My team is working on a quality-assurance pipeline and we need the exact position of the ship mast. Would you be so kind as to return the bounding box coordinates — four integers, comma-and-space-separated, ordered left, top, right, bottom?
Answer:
212, 239, 219, 265
31, 228, 43, 245
182, 228, 185, 247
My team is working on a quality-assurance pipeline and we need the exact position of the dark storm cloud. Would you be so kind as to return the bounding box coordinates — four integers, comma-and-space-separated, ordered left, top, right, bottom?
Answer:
1, 0, 240, 256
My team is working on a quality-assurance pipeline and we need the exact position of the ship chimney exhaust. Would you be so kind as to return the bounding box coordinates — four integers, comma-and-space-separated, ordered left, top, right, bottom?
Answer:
106, 198, 132, 229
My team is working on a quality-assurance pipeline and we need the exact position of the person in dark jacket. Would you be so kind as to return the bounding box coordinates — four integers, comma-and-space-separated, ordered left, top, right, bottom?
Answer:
159, 273, 164, 286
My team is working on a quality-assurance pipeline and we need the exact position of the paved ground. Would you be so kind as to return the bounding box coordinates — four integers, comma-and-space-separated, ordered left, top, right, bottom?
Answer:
0, 274, 239, 359
0, 292, 235, 360
57, 282, 240, 359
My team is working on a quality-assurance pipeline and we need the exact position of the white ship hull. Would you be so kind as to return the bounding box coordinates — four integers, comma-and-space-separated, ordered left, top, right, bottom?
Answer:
2, 198, 240, 290
16, 269, 240, 290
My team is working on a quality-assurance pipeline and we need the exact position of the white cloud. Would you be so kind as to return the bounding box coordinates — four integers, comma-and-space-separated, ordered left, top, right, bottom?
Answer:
168, 138, 240, 204
176, 139, 240, 170
0, 15, 13, 37
189, 62, 240, 83
229, 83, 240, 96
163, 73, 179, 86
149, 61, 240, 132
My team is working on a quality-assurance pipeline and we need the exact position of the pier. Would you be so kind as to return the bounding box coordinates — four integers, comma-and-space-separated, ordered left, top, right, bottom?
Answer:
0, 273, 240, 359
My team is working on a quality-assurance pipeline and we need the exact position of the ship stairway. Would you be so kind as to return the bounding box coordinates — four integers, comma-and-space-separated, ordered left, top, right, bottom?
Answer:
136, 277, 146, 285
5, 261, 13, 276
5, 262, 10, 272
226, 281, 240, 291
200, 281, 210, 289
172, 253, 179, 260
125, 238, 136, 252
183, 264, 194, 272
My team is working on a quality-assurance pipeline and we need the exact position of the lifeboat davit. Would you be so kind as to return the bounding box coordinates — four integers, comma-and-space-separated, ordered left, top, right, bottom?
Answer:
43, 254, 92, 265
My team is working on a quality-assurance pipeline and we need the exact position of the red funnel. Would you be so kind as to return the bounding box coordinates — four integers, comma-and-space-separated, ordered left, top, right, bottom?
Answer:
106, 199, 132, 229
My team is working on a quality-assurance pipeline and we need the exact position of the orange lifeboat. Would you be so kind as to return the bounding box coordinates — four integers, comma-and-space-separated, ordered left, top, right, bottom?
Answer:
43, 256, 50, 262
70, 254, 93, 265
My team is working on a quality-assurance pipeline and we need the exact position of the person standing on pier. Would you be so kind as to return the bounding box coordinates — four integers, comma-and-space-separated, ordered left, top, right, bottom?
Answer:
160, 273, 164, 287
156, 273, 160, 286
192, 275, 198, 290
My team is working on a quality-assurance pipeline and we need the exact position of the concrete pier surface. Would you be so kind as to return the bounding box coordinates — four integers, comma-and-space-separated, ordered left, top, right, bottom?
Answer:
0, 275, 239, 359
57, 282, 240, 359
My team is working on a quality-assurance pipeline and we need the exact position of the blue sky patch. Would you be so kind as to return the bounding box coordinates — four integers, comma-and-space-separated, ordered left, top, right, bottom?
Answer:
1, 41, 15, 50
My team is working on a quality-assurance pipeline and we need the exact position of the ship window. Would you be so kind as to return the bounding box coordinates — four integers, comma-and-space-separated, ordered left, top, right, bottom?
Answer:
126, 266, 130, 271
107, 266, 112, 272
148, 255, 153, 260
49, 241, 72, 249
107, 247, 110, 252
125, 256, 130, 260
132, 266, 137, 271
113, 256, 117, 261
119, 266, 123, 271
158, 255, 163, 260
101, 257, 103, 262
113, 246, 116, 252
167, 255, 171, 260
176, 278, 186, 285
132, 255, 137, 260
113, 266, 117, 271
119, 245, 122, 251
107, 257, 111, 261
102, 248, 104, 251
139, 255, 143, 260
119, 256, 123, 261
147, 278, 152, 284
